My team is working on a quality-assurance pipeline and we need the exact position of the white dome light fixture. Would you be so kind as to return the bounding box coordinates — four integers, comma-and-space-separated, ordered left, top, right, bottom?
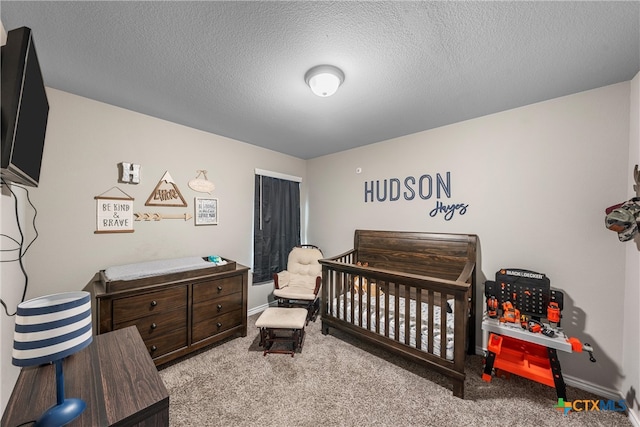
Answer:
305, 65, 345, 97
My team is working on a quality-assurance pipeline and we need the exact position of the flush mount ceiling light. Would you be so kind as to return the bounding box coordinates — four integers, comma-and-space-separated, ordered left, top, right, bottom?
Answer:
305, 65, 345, 97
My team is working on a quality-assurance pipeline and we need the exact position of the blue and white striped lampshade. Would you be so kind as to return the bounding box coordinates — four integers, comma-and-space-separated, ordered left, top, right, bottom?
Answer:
12, 291, 93, 367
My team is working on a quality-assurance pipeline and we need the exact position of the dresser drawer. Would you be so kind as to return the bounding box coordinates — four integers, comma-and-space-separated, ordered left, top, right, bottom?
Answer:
192, 309, 243, 343
193, 276, 243, 302
115, 306, 186, 341
113, 286, 187, 323
192, 292, 243, 324
146, 326, 188, 359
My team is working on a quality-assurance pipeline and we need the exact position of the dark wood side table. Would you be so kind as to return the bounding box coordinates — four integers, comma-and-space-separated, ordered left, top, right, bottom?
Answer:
2, 326, 169, 427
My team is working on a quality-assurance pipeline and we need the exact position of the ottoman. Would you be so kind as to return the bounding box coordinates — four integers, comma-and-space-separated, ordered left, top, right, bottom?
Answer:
256, 307, 308, 357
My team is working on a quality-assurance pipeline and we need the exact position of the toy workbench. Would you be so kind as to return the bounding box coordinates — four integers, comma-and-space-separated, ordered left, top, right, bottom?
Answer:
481, 268, 595, 400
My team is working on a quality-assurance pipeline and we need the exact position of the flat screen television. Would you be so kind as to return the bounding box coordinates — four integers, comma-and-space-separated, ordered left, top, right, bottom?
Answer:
1, 26, 49, 187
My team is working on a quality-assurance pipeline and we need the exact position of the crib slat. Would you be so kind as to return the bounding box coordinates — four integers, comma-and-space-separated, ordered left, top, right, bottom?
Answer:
427, 291, 434, 354
329, 270, 335, 316
440, 294, 448, 359
350, 274, 355, 323
415, 288, 422, 350
365, 276, 372, 331
356, 277, 361, 327
393, 282, 400, 342
342, 272, 349, 321
374, 281, 382, 334
333, 271, 337, 318
384, 288, 390, 338
404, 284, 411, 345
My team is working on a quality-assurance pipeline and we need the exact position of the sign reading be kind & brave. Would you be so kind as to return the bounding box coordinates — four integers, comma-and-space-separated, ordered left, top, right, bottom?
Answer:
95, 187, 134, 233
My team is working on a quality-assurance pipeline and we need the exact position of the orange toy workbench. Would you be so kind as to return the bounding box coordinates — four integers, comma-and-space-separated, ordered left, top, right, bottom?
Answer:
481, 317, 591, 400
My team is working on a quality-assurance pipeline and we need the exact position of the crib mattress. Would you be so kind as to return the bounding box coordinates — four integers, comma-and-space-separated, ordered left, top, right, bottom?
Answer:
331, 292, 455, 360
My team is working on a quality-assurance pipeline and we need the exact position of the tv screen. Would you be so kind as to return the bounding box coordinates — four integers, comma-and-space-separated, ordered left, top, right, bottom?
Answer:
1, 26, 49, 187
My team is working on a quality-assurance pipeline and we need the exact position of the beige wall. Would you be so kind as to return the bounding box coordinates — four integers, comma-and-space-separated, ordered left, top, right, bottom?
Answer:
28, 89, 307, 301
307, 82, 631, 399
0, 88, 307, 410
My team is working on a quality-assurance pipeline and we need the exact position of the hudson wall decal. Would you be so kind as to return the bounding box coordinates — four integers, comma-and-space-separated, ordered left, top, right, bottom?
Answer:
363, 172, 469, 221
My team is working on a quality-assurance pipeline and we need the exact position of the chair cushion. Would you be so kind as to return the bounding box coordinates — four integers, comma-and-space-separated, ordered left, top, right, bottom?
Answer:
255, 307, 308, 329
273, 286, 317, 301
288, 247, 322, 276
277, 247, 322, 293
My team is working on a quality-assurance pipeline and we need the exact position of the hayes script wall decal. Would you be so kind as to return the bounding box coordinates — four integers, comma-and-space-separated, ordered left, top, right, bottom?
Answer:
363, 172, 469, 221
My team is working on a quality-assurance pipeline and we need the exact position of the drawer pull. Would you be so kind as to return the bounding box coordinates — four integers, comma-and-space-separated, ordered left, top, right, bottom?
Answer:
217, 304, 222, 311
217, 286, 223, 292
151, 323, 157, 329
151, 345, 157, 352
150, 300, 158, 307
216, 322, 222, 328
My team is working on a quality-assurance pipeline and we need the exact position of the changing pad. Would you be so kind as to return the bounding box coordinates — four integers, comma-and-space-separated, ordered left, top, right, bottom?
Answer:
104, 256, 213, 282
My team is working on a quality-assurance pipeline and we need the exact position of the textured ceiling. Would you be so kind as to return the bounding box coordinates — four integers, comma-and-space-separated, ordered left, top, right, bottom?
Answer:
2, 1, 639, 159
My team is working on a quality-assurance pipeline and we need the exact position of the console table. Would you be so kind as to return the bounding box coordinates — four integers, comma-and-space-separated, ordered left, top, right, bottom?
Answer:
1, 326, 169, 427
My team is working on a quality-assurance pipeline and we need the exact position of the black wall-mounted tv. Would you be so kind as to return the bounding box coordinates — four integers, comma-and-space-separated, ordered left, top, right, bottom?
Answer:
1, 26, 49, 187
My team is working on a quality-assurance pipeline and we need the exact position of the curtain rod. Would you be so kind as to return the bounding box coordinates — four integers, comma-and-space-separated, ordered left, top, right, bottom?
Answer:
254, 168, 302, 183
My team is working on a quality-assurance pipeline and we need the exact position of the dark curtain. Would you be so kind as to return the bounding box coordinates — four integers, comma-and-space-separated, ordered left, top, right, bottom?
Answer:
253, 175, 300, 284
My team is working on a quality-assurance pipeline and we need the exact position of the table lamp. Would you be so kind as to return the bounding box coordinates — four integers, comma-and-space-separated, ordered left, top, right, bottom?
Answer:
12, 291, 93, 427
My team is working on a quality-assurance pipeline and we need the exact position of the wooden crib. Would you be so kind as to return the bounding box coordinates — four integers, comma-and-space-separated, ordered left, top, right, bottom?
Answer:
319, 230, 477, 398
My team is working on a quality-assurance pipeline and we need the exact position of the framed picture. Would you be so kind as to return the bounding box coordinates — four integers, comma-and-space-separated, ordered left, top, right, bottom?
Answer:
94, 188, 135, 234
195, 197, 218, 225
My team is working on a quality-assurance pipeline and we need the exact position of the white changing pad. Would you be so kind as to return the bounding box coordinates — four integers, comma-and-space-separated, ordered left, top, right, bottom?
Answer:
104, 256, 213, 281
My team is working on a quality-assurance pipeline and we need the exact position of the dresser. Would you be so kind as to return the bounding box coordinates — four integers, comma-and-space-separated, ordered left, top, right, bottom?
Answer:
2, 327, 169, 427
85, 261, 249, 366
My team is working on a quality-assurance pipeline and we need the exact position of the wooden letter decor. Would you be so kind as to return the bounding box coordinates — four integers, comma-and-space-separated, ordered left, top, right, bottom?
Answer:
145, 171, 187, 207
95, 187, 134, 233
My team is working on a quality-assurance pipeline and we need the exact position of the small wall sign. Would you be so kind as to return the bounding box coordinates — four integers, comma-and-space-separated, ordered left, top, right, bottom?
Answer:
195, 197, 218, 225
188, 170, 215, 194
145, 171, 187, 207
95, 187, 134, 233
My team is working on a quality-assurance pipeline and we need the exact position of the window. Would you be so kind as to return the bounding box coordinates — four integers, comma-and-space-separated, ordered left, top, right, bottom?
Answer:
252, 171, 301, 284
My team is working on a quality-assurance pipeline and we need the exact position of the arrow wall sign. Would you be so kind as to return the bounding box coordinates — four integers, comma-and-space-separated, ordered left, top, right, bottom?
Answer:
134, 212, 193, 221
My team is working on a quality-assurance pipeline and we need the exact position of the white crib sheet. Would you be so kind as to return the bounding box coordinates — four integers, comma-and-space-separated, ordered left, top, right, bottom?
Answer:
331, 292, 455, 360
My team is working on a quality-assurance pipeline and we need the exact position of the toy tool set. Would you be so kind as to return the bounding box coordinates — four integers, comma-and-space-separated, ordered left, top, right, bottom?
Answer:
484, 268, 565, 334
481, 268, 596, 399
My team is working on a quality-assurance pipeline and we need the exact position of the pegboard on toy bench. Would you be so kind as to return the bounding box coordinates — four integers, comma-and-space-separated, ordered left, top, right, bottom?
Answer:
485, 268, 563, 319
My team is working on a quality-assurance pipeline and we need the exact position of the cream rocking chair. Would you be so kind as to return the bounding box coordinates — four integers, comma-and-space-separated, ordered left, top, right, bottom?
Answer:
273, 245, 323, 324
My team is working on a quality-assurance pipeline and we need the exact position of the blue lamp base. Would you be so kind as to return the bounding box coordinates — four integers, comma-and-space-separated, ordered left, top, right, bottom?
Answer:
34, 359, 87, 427
36, 398, 86, 427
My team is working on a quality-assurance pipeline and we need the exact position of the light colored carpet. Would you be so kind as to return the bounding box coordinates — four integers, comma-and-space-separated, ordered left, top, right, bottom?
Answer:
159, 313, 630, 427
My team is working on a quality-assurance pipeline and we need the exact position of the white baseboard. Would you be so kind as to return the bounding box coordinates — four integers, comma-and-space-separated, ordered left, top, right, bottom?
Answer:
247, 302, 276, 317
627, 408, 640, 427
561, 374, 620, 402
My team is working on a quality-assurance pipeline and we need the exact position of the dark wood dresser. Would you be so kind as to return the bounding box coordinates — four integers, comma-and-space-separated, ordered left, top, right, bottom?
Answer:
85, 262, 249, 366
2, 326, 169, 427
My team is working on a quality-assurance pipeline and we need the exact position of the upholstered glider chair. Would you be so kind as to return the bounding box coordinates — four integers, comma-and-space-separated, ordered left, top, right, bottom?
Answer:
273, 245, 323, 324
